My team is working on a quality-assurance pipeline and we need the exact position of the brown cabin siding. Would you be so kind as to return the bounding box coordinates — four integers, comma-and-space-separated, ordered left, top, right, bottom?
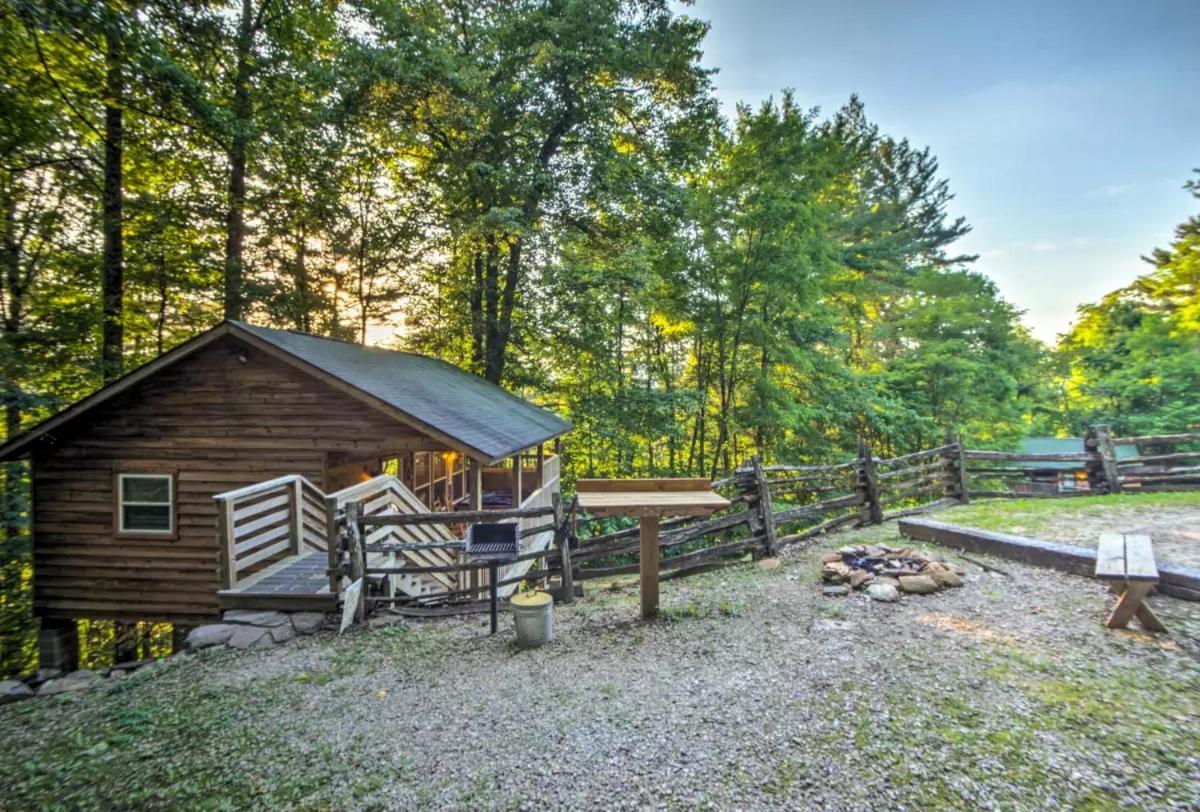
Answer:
30, 336, 425, 625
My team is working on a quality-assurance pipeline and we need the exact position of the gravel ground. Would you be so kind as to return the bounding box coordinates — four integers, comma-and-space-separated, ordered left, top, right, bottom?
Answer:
2, 508, 1199, 810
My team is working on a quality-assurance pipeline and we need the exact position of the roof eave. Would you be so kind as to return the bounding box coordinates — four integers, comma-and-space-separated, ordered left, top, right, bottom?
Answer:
480, 421, 574, 465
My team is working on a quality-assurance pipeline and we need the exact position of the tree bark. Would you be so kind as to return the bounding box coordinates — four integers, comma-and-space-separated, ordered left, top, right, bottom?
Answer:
2, 186, 23, 542
101, 25, 124, 383
222, 0, 255, 321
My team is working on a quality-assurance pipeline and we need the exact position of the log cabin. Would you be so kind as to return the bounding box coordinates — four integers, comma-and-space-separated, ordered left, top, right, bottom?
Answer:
0, 320, 571, 667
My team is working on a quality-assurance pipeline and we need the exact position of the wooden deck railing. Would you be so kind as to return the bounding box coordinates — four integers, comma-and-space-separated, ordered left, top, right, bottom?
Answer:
214, 475, 328, 589
324, 475, 459, 598
340, 459, 566, 618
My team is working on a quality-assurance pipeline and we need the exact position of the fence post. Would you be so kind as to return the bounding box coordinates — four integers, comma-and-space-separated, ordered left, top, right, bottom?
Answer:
554, 492, 574, 604
951, 433, 970, 504
217, 497, 237, 589
858, 440, 883, 524
346, 500, 366, 624
1088, 425, 1123, 494
289, 477, 304, 555
749, 456, 778, 558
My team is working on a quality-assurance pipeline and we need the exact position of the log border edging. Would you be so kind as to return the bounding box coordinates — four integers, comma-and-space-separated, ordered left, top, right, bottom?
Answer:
898, 517, 1200, 602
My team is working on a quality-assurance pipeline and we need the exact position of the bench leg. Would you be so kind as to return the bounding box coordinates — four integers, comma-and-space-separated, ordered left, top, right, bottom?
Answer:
1106, 582, 1153, 629
1106, 582, 1168, 632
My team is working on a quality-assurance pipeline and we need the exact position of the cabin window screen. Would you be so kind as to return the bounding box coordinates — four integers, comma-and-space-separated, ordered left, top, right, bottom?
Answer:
118, 474, 174, 534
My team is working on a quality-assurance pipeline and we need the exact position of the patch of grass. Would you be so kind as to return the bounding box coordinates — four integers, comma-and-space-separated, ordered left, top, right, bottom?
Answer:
941, 491, 1200, 535
658, 593, 746, 624
815, 600, 845, 619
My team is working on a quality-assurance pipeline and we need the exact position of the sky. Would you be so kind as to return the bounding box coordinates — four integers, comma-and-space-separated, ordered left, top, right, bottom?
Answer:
686, 0, 1200, 343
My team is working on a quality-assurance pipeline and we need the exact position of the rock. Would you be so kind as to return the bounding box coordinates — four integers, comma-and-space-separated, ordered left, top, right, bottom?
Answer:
269, 622, 296, 644
876, 576, 902, 588
222, 610, 290, 627
38, 670, 100, 696
923, 561, 946, 573
186, 624, 236, 650
811, 619, 854, 633
866, 583, 900, 603
107, 669, 126, 680
930, 568, 963, 588
0, 680, 34, 704
849, 569, 871, 589
26, 668, 62, 689
110, 659, 153, 673
821, 553, 842, 564
227, 626, 273, 650
822, 585, 850, 597
291, 612, 325, 635
898, 574, 939, 594
756, 558, 782, 571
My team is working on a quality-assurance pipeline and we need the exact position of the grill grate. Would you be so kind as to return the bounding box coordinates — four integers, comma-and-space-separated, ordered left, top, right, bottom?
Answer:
465, 522, 519, 562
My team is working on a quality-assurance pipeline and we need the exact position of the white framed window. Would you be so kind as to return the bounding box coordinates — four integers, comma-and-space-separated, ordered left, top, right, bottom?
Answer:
117, 473, 174, 535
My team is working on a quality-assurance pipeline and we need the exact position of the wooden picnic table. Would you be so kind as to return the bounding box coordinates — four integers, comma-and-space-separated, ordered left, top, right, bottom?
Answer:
1094, 533, 1167, 632
576, 479, 730, 619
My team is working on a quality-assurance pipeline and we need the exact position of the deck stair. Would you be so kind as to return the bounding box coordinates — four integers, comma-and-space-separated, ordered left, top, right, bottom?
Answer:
215, 474, 457, 610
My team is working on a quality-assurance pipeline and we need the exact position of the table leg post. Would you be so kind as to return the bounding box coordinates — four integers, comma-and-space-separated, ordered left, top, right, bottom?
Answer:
489, 561, 499, 635
640, 515, 660, 620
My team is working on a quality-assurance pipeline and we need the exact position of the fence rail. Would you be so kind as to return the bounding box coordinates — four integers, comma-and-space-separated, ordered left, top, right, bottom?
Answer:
327, 426, 1198, 622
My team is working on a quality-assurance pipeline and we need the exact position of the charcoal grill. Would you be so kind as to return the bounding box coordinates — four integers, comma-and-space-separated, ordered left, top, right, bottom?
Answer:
465, 523, 520, 634
465, 523, 520, 561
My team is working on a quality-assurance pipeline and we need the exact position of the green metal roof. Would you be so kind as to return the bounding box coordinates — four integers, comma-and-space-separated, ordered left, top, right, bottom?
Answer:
0, 321, 571, 464
231, 322, 571, 462
1017, 437, 1137, 469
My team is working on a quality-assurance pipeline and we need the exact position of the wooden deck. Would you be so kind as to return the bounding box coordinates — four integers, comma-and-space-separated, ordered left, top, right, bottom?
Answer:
217, 552, 337, 611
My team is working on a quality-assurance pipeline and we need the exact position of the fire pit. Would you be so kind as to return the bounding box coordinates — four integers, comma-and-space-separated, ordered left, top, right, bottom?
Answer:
821, 544, 963, 601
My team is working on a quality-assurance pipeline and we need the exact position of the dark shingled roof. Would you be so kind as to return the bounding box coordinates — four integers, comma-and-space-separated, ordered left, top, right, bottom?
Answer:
0, 320, 571, 463
231, 322, 570, 461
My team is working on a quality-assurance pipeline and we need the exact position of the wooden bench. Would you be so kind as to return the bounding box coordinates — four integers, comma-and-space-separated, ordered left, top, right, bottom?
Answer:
1095, 534, 1167, 632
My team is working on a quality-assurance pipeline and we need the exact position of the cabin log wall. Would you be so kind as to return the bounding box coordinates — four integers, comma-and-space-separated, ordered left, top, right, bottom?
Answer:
31, 337, 431, 625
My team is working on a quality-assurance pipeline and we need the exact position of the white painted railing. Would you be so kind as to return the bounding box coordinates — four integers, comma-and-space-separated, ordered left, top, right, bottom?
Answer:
214, 475, 328, 589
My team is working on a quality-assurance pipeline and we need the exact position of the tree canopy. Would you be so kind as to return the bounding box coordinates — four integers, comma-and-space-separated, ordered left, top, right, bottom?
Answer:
0, 0, 1196, 483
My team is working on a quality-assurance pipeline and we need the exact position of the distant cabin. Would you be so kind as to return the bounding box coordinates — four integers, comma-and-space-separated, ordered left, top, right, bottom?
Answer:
1014, 437, 1137, 493
0, 321, 570, 655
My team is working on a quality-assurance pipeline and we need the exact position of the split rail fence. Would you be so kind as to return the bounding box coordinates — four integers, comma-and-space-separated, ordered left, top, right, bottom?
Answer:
334, 426, 1200, 617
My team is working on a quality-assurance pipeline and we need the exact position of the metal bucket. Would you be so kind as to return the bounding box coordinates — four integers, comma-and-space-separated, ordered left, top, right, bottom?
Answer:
510, 591, 554, 648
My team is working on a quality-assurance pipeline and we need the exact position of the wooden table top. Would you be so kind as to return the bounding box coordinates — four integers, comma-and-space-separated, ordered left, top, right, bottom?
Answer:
575, 478, 731, 518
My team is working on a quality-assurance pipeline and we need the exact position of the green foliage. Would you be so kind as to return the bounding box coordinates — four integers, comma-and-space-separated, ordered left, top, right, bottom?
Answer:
0, 0, 1197, 678
1056, 171, 1200, 435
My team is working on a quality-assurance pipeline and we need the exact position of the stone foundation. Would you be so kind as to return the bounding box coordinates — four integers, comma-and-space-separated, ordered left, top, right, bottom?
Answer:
185, 610, 330, 652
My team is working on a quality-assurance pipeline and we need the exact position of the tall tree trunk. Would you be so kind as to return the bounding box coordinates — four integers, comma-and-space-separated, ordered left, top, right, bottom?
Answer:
154, 251, 167, 355
469, 249, 484, 367
2, 186, 24, 542
223, 0, 254, 321
295, 228, 309, 332
100, 26, 124, 383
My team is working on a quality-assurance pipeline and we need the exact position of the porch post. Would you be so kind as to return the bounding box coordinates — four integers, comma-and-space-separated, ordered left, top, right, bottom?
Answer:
535, 443, 545, 489
469, 459, 483, 511
468, 459, 483, 598
511, 454, 524, 506
38, 617, 79, 673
